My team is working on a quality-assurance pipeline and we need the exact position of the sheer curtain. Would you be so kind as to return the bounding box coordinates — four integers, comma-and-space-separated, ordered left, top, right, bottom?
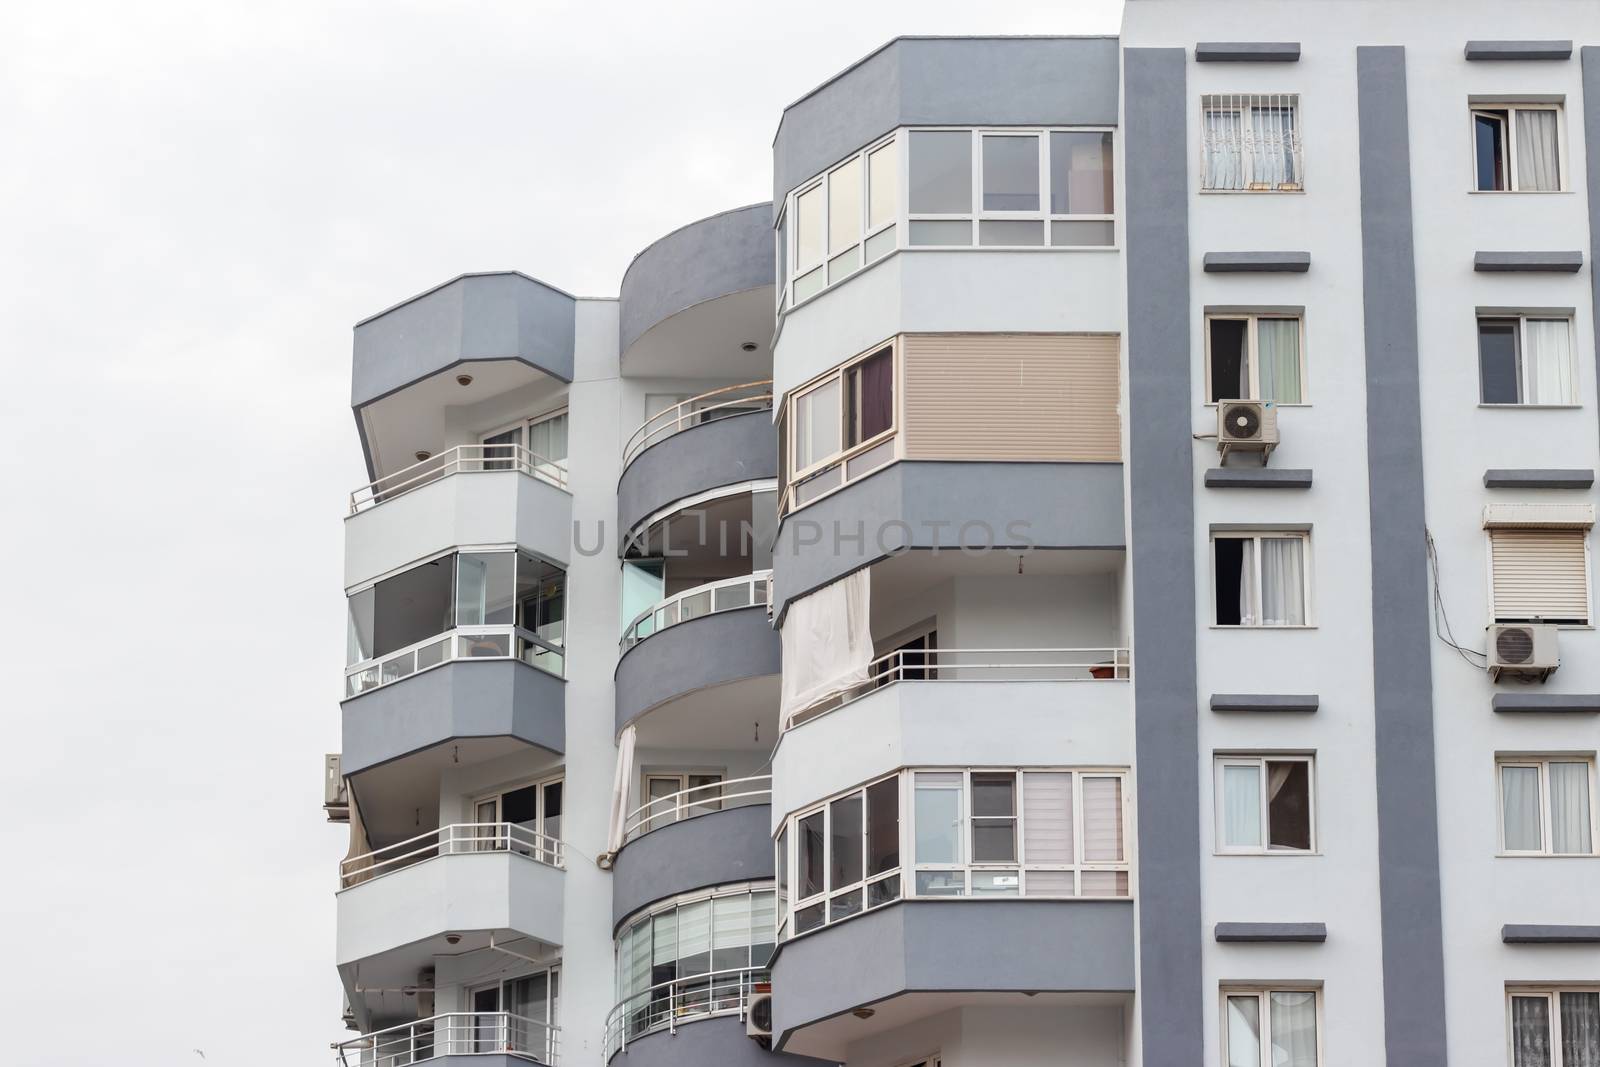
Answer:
1269, 991, 1318, 1067
1260, 538, 1305, 626
1524, 319, 1574, 404
1562, 992, 1600, 1067
1222, 764, 1262, 848
1226, 996, 1262, 1067
1549, 762, 1593, 854
1513, 996, 1553, 1066
1256, 319, 1302, 403
1238, 538, 1257, 626
1205, 109, 1244, 190
1502, 765, 1542, 851
1515, 109, 1561, 190
1250, 105, 1297, 186
603, 725, 637, 857
779, 569, 872, 722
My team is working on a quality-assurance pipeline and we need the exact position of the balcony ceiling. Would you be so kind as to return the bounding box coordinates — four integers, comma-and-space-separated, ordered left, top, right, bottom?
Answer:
622, 285, 774, 379
349, 736, 548, 849
630, 673, 780, 751
869, 546, 1124, 601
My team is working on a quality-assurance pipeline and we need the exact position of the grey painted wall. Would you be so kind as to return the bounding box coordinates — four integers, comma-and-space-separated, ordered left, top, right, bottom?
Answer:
611, 805, 774, 929
770, 900, 1135, 1046
770, 461, 1126, 619
617, 411, 777, 544
340, 660, 565, 775
352, 272, 576, 408
1357, 45, 1449, 1066
619, 204, 775, 357
614, 607, 781, 733
1123, 47, 1205, 1067
771, 36, 1120, 210
1586, 48, 1600, 452
612, 1015, 834, 1067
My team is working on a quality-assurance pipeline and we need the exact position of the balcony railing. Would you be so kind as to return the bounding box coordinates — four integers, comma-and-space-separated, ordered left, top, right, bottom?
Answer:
346, 626, 564, 698
349, 444, 568, 515
340, 822, 564, 889
603, 967, 768, 1060
621, 775, 771, 846
334, 1011, 560, 1066
620, 571, 771, 652
622, 381, 773, 470
785, 646, 1132, 729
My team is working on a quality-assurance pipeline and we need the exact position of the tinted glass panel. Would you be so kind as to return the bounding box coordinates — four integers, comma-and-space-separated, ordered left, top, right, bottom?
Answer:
1479, 318, 1521, 403
1209, 319, 1248, 402
866, 777, 900, 876
830, 793, 864, 888
982, 134, 1039, 210
909, 131, 972, 213
1266, 761, 1312, 851
1050, 131, 1114, 213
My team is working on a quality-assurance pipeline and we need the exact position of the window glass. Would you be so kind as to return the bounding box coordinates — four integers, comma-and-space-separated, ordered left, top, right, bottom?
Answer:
1209, 319, 1248, 403
1082, 776, 1124, 861
1022, 771, 1073, 863
621, 559, 666, 631
796, 184, 824, 267
1549, 762, 1593, 854
866, 777, 899, 876
982, 134, 1039, 211
750, 891, 776, 965
1475, 111, 1507, 191
711, 894, 751, 972
528, 411, 568, 464
868, 141, 898, 229
1266, 761, 1311, 851
1502, 765, 1543, 851
846, 347, 894, 445
519, 554, 566, 647
1562, 992, 1600, 1065
1479, 318, 1522, 403
1256, 318, 1302, 404
794, 378, 842, 470
1524, 319, 1575, 404
908, 219, 972, 246
651, 910, 678, 986
971, 772, 1017, 862
1050, 131, 1113, 214
456, 552, 515, 626
830, 793, 864, 888
1512, 995, 1552, 1067
347, 587, 375, 664
909, 131, 972, 213
829, 157, 862, 255
1515, 108, 1561, 191
1221, 763, 1263, 849
676, 900, 711, 976
1259, 537, 1306, 626
914, 772, 964, 864
1214, 537, 1251, 626
798, 810, 825, 898
1226, 995, 1262, 1067
370, 553, 456, 657
1268, 991, 1318, 1067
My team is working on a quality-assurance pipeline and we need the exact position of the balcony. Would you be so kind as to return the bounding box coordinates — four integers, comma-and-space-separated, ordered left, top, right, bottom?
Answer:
614, 592, 779, 734
603, 968, 767, 1062
621, 572, 771, 653
346, 627, 562, 700
611, 777, 773, 926
336, 1011, 560, 1067
346, 445, 571, 587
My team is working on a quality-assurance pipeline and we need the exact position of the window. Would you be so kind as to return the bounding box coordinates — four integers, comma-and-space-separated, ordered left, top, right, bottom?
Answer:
1473, 103, 1563, 192
1215, 756, 1314, 853
1202, 94, 1302, 191
1222, 988, 1320, 1067
642, 772, 724, 833
783, 342, 898, 510
789, 775, 901, 936
1499, 758, 1596, 856
1478, 315, 1577, 405
466, 966, 561, 1058
1207, 314, 1304, 404
481, 409, 570, 473
473, 774, 564, 865
1509, 988, 1600, 1067
1489, 526, 1591, 625
790, 136, 898, 305
1213, 531, 1310, 627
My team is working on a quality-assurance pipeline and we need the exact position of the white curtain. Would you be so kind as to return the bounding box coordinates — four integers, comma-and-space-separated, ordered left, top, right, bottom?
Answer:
1550, 761, 1593, 854
1516, 109, 1561, 191
779, 569, 872, 723
1250, 105, 1297, 186
1226, 996, 1262, 1067
1204, 109, 1244, 190
1513, 996, 1553, 1067
1524, 319, 1574, 404
1222, 764, 1262, 848
1562, 992, 1600, 1067
1238, 538, 1257, 627
1269, 991, 1318, 1067
1256, 319, 1302, 403
1260, 538, 1305, 626
603, 725, 637, 858
1502, 765, 1542, 851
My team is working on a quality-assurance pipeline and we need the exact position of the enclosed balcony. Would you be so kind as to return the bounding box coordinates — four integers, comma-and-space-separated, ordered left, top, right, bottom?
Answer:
336, 1011, 560, 1067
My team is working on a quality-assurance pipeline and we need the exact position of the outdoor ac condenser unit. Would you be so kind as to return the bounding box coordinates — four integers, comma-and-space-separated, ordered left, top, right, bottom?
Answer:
746, 991, 773, 1048
1216, 399, 1279, 461
1487, 623, 1559, 682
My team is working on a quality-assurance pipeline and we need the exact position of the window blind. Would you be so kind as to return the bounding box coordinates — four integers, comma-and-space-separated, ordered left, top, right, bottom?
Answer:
1022, 771, 1074, 863
1490, 527, 1590, 623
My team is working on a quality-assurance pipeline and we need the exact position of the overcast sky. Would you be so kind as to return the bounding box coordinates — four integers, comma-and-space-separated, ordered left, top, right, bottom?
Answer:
0, 1, 1121, 1062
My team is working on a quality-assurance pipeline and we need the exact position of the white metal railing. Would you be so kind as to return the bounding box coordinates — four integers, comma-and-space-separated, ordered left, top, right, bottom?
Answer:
349, 444, 568, 515
1200, 93, 1303, 192
784, 646, 1132, 730
340, 822, 564, 889
346, 626, 564, 697
622, 381, 772, 469
620, 570, 771, 652
621, 775, 772, 845
603, 967, 768, 1060
334, 1011, 560, 1066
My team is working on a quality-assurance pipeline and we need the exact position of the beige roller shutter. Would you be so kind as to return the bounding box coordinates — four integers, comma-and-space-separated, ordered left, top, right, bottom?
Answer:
900, 333, 1121, 462
1490, 528, 1591, 622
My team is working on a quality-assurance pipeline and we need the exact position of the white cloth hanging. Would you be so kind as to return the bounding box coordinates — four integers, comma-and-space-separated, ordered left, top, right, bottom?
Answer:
602, 725, 637, 861
779, 569, 873, 723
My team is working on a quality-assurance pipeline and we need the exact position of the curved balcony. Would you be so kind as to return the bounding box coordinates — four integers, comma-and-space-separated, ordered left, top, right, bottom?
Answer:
619, 203, 775, 376
336, 823, 565, 971
346, 445, 571, 587
618, 398, 775, 545
624, 382, 773, 470
336, 1011, 560, 1067
603, 968, 768, 1062
621, 572, 770, 652
612, 778, 773, 927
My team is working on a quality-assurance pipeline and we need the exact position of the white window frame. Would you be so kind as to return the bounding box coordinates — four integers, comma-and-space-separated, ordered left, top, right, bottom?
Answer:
781, 339, 903, 515
786, 774, 902, 938
1506, 987, 1600, 1066
1199, 93, 1305, 193
480, 405, 570, 460
471, 771, 565, 857
1476, 313, 1580, 408
1496, 756, 1599, 857
1484, 525, 1594, 627
1204, 312, 1308, 405
1213, 755, 1317, 855
640, 769, 725, 834
1220, 986, 1324, 1067
1470, 101, 1568, 193
1210, 529, 1315, 628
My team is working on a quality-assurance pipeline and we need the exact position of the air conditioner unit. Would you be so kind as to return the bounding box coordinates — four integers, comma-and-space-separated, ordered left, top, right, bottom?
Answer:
324, 754, 350, 822
746, 991, 773, 1048
1216, 399, 1278, 461
415, 967, 436, 1018
1488, 623, 1559, 682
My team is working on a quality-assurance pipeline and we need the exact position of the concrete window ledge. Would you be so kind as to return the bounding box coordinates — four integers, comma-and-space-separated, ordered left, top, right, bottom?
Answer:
1211, 694, 1319, 714
1215, 922, 1327, 943
1503, 925, 1600, 944
1474, 251, 1584, 273
1206, 468, 1312, 489
1195, 42, 1300, 63
1464, 41, 1573, 61
1203, 251, 1310, 273
1484, 469, 1595, 489
1492, 693, 1600, 714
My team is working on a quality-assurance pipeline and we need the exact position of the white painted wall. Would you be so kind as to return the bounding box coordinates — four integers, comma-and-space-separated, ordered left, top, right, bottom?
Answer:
839, 1004, 1127, 1067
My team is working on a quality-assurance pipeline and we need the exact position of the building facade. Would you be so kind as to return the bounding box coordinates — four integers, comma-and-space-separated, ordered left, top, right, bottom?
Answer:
325, 3, 1600, 1065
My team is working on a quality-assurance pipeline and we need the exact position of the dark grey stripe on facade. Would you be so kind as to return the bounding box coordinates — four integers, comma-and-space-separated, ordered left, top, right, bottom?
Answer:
1205, 467, 1313, 489
1492, 692, 1600, 713
1210, 693, 1319, 713
1357, 46, 1449, 1067
611, 805, 774, 930
1503, 925, 1600, 944
608, 1016, 833, 1067
614, 607, 780, 733
1195, 42, 1300, 63
1483, 468, 1595, 489
1584, 50, 1600, 455
1124, 47, 1204, 1067
617, 410, 777, 547
1473, 251, 1583, 273
1215, 922, 1327, 943
1202, 251, 1310, 273
1465, 41, 1573, 61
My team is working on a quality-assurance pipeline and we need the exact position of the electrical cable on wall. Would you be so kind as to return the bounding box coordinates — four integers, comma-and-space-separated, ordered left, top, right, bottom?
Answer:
1425, 529, 1488, 668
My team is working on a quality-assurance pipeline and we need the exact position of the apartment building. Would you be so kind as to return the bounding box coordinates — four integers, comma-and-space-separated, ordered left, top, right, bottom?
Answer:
324, 3, 1600, 1065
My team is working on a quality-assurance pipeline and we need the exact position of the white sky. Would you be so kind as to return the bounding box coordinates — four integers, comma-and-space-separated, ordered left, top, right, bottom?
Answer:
0, 1, 1121, 1062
